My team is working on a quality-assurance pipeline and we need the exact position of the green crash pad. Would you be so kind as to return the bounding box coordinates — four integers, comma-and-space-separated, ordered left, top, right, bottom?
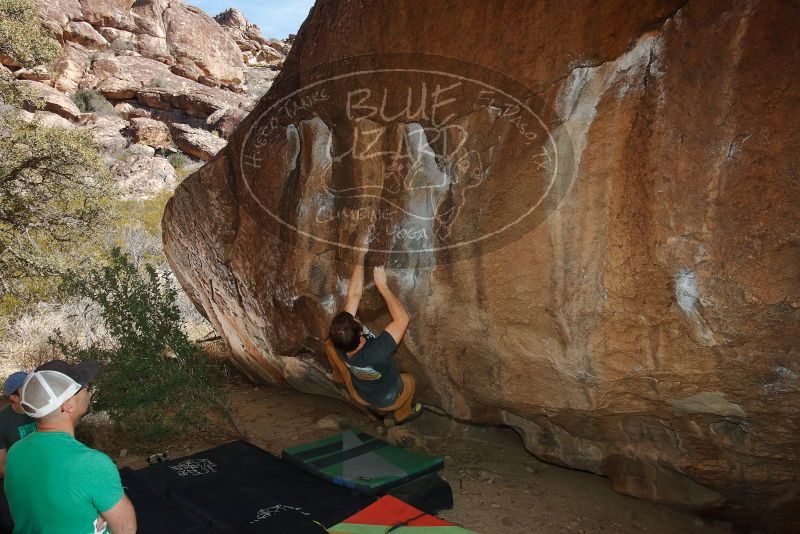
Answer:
282, 429, 444, 496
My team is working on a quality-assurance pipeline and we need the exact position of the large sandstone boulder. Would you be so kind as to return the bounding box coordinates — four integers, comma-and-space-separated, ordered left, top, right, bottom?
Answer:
214, 8, 284, 66
170, 123, 226, 161
17, 110, 75, 130
130, 117, 171, 148
64, 21, 109, 48
78, 0, 135, 31
162, 1, 800, 530
114, 0, 246, 86
31, 111, 76, 129
160, 3, 246, 86
52, 42, 91, 93
13, 66, 51, 82
83, 55, 245, 117
112, 153, 176, 199
20, 80, 82, 121
205, 106, 246, 139
81, 114, 130, 161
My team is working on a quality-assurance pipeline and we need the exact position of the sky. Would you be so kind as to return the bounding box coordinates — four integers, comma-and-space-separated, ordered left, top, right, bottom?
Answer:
188, 0, 316, 39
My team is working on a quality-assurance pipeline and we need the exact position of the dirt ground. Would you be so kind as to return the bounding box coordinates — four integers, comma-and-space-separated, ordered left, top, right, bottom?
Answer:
114, 374, 734, 534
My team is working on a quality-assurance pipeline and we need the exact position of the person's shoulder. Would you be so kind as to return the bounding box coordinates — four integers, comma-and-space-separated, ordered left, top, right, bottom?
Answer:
376, 330, 397, 346
55, 435, 108, 461
79, 444, 115, 464
66, 444, 117, 477
366, 331, 397, 352
5, 430, 38, 459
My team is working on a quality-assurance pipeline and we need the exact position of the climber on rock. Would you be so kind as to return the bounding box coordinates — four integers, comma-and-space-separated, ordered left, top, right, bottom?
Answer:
327, 249, 423, 424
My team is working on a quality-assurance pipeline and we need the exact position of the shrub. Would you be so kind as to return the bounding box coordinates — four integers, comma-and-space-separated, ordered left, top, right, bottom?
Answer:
0, 114, 115, 297
53, 248, 231, 443
72, 89, 114, 114
0, 0, 61, 68
1, 298, 107, 371
0, 0, 60, 111
167, 151, 189, 170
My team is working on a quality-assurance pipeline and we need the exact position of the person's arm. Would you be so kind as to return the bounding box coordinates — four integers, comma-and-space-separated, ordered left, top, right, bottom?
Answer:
344, 248, 368, 316
86, 452, 135, 534
101, 494, 136, 534
0, 448, 6, 477
373, 266, 410, 344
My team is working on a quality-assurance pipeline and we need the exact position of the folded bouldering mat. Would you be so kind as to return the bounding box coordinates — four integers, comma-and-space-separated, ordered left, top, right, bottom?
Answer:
282, 429, 445, 496
122, 440, 372, 532
328, 495, 477, 533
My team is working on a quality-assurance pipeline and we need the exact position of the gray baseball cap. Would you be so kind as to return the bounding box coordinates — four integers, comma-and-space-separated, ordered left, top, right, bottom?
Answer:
3, 371, 29, 396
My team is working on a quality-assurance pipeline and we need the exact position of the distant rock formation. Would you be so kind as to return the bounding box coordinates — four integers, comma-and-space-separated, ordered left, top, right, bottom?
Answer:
1, 0, 288, 199
162, 0, 800, 531
214, 8, 286, 66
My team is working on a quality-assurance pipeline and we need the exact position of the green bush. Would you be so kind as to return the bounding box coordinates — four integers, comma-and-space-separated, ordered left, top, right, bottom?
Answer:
53, 248, 231, 443
167, 151, 189, 170
0, 0, 60, 108
0, 0, 61, 68
72, 89, 114, 114
0, 114, 115, 298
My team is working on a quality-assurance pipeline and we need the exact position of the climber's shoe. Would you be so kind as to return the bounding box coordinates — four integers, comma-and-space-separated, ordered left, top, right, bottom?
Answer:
398, 403, 424, 424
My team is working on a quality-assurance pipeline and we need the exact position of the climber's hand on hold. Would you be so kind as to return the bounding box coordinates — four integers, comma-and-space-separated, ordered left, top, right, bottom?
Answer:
373, 265, 409, 344
354, 229, 372, 264
373, 266, 388, 289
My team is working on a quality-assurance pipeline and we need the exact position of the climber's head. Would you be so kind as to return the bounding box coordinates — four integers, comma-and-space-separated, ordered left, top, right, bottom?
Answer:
329, 311, 363, 352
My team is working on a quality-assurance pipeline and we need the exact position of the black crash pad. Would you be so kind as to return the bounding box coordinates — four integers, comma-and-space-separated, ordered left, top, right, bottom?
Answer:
124, 440, 372, 532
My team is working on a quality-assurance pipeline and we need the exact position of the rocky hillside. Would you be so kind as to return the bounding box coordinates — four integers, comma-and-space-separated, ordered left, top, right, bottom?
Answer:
162, 0, 800, 531
1, 0, 289, 199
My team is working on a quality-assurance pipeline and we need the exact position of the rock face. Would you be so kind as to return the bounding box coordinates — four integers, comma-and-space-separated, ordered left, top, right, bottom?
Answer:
64, 20, 109, 48
2, 2, 294, 248
130, 117, 171, 148
36, 0, 258, 88
162, 0, 800, 530
81, 114, 130, 162
5, 0, 288, 202
214, 8, 284, 66
20, 80, 82, 121
52, 42, 90, 93
112, 153, 175, 199
82, 55, 245, 117
170, 123, 226, 161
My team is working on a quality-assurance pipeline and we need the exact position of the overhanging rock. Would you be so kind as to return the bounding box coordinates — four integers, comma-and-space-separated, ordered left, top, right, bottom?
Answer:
163, 1, 800, 529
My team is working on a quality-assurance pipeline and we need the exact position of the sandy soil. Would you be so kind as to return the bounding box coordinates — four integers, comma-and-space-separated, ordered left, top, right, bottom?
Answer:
115, 374, 733, 534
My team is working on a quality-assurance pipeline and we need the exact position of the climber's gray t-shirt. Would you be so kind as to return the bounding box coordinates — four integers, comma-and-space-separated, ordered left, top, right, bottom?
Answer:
338, 331, 403, 408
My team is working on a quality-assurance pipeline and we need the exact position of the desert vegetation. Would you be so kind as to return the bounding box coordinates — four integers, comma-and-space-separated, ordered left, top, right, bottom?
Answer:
0, 0, 228, 445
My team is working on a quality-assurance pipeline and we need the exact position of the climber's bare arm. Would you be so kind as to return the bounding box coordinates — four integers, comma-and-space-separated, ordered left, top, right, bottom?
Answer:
373, 266, 410, 344
344, 248, 368, 316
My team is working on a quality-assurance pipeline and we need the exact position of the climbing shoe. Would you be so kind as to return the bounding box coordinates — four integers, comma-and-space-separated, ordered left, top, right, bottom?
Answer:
399, 403, 424, 424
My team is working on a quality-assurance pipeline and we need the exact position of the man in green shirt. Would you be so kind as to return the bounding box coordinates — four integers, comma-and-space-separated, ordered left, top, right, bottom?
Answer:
5, 361, 136, 534
0, 371, 36, 533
